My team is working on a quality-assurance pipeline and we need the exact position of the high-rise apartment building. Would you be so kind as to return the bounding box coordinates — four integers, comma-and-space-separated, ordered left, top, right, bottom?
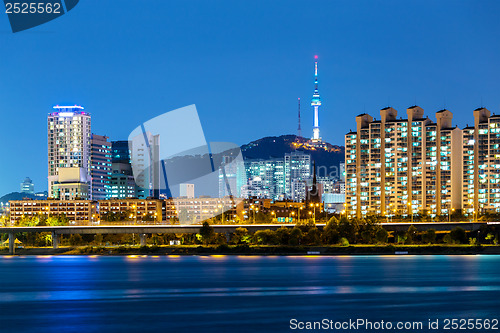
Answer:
90, 134, 112, 200
48, 106, 91, 198
463, 108, 500, 214
345, 106, 462, 218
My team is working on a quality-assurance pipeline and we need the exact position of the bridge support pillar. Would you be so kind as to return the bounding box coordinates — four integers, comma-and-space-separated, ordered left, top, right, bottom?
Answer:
8, 233, 14, 255
139, 233, 147, 247
225, 232, 231, 243
52, 232, 60, 249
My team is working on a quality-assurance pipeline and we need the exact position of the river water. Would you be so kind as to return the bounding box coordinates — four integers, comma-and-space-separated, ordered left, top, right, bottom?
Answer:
1, 255, 499, 332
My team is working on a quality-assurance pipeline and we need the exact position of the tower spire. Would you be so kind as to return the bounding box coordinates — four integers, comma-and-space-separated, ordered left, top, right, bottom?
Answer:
311, 55, 322, 142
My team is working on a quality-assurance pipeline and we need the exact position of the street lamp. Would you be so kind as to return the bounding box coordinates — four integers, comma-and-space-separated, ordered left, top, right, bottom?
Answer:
309, 203, 318, 223
250, 204, 256, 223
407, 202, 413, 223
448, 208, 455, 222
218, 204, 224, 223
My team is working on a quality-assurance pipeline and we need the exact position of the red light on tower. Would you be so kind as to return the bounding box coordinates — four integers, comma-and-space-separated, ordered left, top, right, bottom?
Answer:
314, 55, 318, 59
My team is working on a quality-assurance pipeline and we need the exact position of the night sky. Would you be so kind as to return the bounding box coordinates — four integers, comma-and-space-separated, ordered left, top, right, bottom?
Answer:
1, 0, 499, 195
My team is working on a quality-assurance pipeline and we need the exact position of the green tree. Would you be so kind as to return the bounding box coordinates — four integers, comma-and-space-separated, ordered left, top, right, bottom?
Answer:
405, 225, 418, 244
375, 228, 389, 244
322, 217, 340, 244
94, 234, 104, 245
69, 234, 83, 246
443, 234, 453, 244
0, 216, 8, 227
450, 227, 468, 244
18, 216, 39, 227
303, 227, 321, 245
288, 227, 303, 246
339, 237, 350, 246
252, 230, 278, 245
231, 227, 250, 244
46, 215, 68, 226
199, 221, 215, 244
255, 211, 271, 223
275, 227, 290, 245
421, 229, 436, 244
296, 220, 316, 233
338, 217, 358, 243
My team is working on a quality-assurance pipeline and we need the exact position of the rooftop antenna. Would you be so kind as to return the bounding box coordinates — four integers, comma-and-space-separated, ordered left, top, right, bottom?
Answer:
297, 97, 302, 139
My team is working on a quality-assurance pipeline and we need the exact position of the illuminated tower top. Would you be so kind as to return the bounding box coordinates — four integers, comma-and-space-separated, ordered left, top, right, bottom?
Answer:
311, 55, 322, 141
311, 55, 321, 107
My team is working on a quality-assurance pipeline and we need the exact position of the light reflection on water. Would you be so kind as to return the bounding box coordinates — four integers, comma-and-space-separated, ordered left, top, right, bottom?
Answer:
0, 255, 499, 333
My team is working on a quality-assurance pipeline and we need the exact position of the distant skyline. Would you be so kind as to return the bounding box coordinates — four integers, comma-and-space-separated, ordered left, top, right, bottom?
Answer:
1, 0, 500, 194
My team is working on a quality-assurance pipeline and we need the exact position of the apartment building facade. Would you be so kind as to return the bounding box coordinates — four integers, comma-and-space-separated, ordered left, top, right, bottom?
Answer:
345, 106, 462, 218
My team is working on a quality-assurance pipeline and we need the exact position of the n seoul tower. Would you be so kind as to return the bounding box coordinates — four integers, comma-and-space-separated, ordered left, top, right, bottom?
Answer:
311, 55, 322, 142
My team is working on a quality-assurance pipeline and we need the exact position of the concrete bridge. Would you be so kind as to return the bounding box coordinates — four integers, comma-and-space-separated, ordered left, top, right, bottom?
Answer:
0, 221, 490, 254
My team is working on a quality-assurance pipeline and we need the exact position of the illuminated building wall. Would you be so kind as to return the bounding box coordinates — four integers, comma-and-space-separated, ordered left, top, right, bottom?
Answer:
345, 106, 462, 218
284, 151, 311, 201
9, 200, 97, 225
244, 152, 311, 201
462, 108, 500, 214
98, 198, 163, 222
47, 106, 91, 198
90, 134, 112, 200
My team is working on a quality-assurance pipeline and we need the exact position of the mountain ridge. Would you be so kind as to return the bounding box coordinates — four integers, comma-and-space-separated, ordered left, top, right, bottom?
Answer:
240, 134, 345, 169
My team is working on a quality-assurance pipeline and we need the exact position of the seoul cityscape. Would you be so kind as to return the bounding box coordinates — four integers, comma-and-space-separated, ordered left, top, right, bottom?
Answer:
2, 55, 500, 255
2, 2, 500, 333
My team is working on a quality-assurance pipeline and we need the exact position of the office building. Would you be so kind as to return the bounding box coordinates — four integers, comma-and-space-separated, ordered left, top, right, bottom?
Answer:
48, 105, 91, 198
20, 177, 34, 194
111, 140, 131, 163
218, 155, 245, 198
243, 152, 312, 201
345, 106, 462, 218
284, 151, 311, 201
109, 140, 138, 199
244, 159, 285, 200
129, 131, 160, 198
90, 134, 112, 200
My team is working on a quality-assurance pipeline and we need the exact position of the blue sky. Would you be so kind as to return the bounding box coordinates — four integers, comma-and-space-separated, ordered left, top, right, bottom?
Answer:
1, 0, 499, 194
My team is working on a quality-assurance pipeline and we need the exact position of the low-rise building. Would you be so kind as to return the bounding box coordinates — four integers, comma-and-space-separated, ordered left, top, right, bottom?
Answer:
9, 200, 97, 225
98, 199, 163, 223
